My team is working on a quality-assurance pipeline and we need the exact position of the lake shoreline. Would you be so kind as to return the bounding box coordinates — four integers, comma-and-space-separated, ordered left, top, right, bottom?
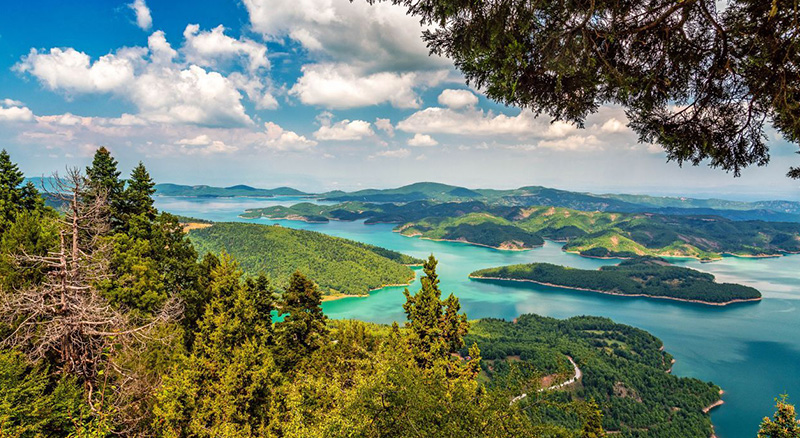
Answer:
469, 276, 763, 306
395, 230, 543, 251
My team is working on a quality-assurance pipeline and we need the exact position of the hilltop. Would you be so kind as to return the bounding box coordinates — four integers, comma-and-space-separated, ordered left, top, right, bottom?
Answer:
154, 183, 309, 198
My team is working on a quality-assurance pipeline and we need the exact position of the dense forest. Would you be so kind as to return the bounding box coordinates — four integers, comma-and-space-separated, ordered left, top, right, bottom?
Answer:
470, 257, 762, 304
468, 315, 722, 436
188, 222, 421, 296
0, 148, 796, 437
244, 201, 800, 260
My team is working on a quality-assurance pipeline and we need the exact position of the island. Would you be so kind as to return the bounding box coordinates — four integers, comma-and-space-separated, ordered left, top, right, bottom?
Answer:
469, 257, 762, 305
189, 222, 422, 298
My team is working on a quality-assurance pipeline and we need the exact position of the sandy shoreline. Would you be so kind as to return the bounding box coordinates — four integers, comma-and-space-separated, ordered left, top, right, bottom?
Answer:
469, 276, 762, 306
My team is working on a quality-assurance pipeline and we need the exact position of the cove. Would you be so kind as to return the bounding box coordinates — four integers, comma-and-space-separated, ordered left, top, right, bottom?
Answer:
156, 196, 800, 438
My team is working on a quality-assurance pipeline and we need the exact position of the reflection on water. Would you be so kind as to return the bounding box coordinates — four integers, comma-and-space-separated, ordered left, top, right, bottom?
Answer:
156, 196, 800, 438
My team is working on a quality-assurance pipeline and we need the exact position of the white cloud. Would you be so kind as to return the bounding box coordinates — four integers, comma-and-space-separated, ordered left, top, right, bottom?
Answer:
228, 73, 278, 110
374, 118, 394, 137
15, 47, 141, 94
173, 135, 237, 155
407, 133, 438, 147
372, 148, 410, 159
0, 101, 34, 122
263, 122, 317, 150
537, 135, 602, 151
16, 43, 253, 127
243, 0, 450, 72
438, 89, 478, 109
600, 118, 628, 133
2, 99, 25, 107
291, 63, 435, 109
129, 0, 153, 30
314, 118, 373, 141
182, 24, 269, 73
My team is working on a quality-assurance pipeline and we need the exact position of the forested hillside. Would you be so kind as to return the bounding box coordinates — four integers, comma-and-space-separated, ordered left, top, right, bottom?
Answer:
189, 222, 421, 296
470, 258, 762, 305
468, 315, 722, 436
244, 201, 800, 260
154, 183, 309, 197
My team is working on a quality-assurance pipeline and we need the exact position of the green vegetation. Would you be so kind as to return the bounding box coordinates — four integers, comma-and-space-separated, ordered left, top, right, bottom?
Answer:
188, 222, 422, 296
758, 396, 800, 437
0, 148, 786, 437
246, 201, 800, 260
315, 182, 800, 221
398, 213, 544, 249
470, 257, 762, 305
467, 315, 722, 436
154, 183, 308, 197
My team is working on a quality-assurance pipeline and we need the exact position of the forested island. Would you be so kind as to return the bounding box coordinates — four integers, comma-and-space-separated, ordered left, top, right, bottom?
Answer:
243, 201, 800, 259
189, 222, 421, 297
470, 257, 762, 305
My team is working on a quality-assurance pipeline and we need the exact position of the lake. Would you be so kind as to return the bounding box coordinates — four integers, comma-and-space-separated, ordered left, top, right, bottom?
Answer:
157, 196, 800, 438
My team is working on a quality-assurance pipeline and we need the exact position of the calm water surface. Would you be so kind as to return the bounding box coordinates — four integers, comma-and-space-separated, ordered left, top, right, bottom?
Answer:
157, 196, 800, 438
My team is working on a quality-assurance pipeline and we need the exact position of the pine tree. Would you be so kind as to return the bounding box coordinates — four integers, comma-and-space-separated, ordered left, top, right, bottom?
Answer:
0, 149, 27, 234
759, 396, 800, 438
274, 271, 328, 370
123, 162, 156, 221
402, 255, 469, 370
85, 147, 124, 230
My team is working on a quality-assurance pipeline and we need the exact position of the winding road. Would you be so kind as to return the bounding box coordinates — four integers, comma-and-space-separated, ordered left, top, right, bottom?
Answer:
511, 356, 582, 404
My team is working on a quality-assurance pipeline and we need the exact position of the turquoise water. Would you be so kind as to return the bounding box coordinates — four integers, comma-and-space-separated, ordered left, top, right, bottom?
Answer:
157, 196, 800, 438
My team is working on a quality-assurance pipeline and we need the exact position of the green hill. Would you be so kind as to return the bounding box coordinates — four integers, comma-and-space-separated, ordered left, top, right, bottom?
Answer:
188, 222, 422, 296
467, 314, 721, 436
244, 201, 800, 260
470, 257, 762, 304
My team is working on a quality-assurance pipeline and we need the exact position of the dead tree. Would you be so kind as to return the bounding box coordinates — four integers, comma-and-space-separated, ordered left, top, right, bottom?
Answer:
0, 167, 180, 412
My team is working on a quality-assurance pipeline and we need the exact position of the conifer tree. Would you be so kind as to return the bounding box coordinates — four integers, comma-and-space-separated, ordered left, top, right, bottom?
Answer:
403, 255, 469, 370
85, 147, 124, 230
274, 271, 328, 370
759, 396, 800, 438
0, 149, 41, 234
123, 162, 156, 221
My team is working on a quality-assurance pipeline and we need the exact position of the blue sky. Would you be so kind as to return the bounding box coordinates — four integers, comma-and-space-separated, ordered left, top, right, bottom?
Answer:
1, 0, 798, 200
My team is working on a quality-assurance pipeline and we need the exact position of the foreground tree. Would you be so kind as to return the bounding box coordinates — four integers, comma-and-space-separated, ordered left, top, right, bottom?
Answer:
274, 271, 328, 370
85, 146, 125, 231
403, 255, 470, 370
0, 168, 179, 413
382, 0, 800, 177
759, 396, 800, 438
0, 149, 43, 236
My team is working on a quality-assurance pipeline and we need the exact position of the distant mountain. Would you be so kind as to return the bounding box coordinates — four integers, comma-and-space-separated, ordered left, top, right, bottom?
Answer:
319, 183, 800, 222
154, 183, 309, 198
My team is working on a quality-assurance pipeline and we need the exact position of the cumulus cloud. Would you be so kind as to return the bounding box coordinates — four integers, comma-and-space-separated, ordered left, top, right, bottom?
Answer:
398, 106, 576, 138
291, 63, 435, 109
244, 0, 452, 110
407, 133, 438, 147
599, 118, 629, 133
182, 24, 269, 73
372, 148, 410, 159
537, 135, 602, 151
374, 118, 394, 137
15, 38, 253, 127
129, 0, 153, 30
243, 0, 449, 72
314, 117, 373, 141
0, 99, 34, 122
263, 122, 317, 150
437, 89, 478, 109
174, 134, 237, 154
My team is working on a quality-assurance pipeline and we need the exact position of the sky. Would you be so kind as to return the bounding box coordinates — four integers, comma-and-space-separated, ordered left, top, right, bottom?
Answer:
1, 0, 799, 200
